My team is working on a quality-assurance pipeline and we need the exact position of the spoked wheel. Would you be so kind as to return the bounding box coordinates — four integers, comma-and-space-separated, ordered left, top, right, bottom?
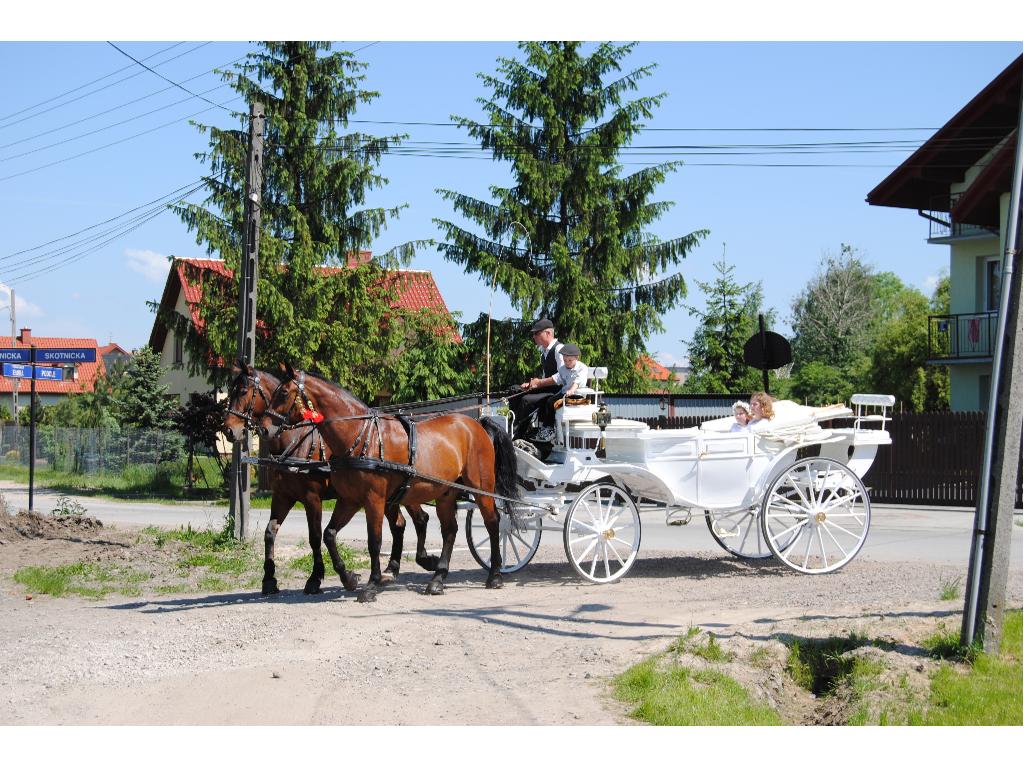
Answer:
760, 458, 871, 574
563, 483, 641, 583
705, 507, 775, 559
465, 504, 543, 574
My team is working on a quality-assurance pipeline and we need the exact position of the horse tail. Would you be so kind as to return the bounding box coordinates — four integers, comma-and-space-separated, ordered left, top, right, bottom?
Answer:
479, 417, 520, 502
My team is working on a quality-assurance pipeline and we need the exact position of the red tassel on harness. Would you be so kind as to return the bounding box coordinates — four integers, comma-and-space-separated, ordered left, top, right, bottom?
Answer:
303, 410, 324, 423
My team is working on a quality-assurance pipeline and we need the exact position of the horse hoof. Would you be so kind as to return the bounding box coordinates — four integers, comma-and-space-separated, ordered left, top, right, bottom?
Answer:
356, 587, 377, 603
303, 580, 321, 595
425, 581, 445, 596
262, 581, 279, 596
486, 577, 503, 590
342, 573, 360, 592
379, 572, 396, 586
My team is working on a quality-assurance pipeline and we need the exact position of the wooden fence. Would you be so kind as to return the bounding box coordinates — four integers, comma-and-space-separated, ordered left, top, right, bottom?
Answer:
640, 411, 1022, 508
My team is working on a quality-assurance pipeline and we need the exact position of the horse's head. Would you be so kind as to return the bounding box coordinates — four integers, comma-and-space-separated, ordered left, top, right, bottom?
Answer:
258, 361, 313, 440
223, 359, 279, 442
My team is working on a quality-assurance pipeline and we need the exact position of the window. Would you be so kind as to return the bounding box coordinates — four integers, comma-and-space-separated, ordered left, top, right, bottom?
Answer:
62, 365, 75, 381
174, 334, 184, 365
985, 258, 1001, 312
979, 375, 991, 412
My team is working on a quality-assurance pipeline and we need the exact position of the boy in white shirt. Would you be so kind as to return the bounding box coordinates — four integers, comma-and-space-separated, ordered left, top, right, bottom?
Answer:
529, 343, 588, 442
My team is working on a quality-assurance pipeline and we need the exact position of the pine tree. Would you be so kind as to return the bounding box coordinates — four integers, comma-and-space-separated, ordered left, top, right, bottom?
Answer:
113, 347, 177, 430
683, 257, 772, 394
163, 41, 458, 401
436, 42, 707, 391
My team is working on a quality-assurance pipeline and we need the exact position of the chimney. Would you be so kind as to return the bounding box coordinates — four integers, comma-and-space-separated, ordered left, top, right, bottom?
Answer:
18, 328, 30, 345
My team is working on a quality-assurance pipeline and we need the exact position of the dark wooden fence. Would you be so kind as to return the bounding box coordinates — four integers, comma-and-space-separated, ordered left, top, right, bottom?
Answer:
639, 411, 1021, 508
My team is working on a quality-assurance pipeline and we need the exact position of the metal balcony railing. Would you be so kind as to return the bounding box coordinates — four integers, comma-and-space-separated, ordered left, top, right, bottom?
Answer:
925, 194, 996, 241
928, 312, 998, 361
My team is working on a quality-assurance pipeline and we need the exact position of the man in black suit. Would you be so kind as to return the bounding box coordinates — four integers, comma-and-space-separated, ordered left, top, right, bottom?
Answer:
510, 318, 563, 441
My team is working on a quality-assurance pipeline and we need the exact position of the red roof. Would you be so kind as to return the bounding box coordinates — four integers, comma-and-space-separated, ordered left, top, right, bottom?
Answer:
636, 354, 671, 381
0, 332, 107, 395
148, 256, 459, 354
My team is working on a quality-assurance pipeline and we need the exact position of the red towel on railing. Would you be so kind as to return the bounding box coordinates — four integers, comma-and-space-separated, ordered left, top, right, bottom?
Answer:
968, 317, 980, 344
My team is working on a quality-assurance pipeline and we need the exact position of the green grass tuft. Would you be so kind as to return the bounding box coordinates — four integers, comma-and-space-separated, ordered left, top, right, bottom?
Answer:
613, 657, 782, 726
939, 576, 962, 601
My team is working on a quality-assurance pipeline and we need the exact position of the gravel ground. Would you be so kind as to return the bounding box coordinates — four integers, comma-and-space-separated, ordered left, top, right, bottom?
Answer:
2, 512, 1018, 726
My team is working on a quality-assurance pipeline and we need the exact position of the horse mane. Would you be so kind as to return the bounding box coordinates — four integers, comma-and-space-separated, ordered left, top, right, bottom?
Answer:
295, 368, 369, 411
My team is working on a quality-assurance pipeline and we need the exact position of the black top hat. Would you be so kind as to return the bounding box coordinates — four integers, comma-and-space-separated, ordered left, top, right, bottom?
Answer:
529, 318, 554, 334
560, 343, 581, 357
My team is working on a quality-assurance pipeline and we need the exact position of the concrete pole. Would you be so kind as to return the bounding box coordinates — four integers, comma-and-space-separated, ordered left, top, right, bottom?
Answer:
962, 110, 1023, 652
228, 101, 265, 541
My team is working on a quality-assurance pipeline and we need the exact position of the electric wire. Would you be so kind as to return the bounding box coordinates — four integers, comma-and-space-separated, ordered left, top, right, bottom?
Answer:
0, 42, 213, 131
0, 41, 187, 123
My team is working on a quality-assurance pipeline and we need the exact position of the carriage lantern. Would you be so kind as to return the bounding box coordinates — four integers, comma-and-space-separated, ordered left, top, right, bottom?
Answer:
592, 403, 612, 458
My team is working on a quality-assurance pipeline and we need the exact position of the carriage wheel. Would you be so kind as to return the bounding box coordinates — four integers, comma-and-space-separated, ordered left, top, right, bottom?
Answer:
760, 458, 871, 575
563, 483, 641, 584
704, 507, 775, 559
465, 504, 542, 574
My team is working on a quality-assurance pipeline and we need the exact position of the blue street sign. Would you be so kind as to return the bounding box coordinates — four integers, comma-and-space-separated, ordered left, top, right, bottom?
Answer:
35, 366, 64, 381
35, 348, 96, 364
3, 363, 31, 378
2, 363, 64, 381
0, 348, 32, 364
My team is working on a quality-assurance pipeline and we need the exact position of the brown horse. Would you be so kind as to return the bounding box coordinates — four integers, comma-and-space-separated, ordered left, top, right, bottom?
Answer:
222, 363, 443, 596
256, 363, 518, 602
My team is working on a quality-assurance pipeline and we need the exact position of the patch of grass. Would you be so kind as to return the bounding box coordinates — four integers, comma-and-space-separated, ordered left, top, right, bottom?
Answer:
939, 576, 962, 601
784, 632, 872, 696
914, 610, 1022, 725
922, 625, 981, 663
287, 544, 368, 575
613, 658, 782, 726
13, 562, 149, 599
687, 634, 733, 663
749, 646, 774, 669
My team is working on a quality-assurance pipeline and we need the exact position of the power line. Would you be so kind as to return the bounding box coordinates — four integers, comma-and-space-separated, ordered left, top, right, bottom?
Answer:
0, 42, 213, 132
0, 96, 242, 183
0, 52, 248, 153
106, 41, 236, 116
0, 42, 187, 124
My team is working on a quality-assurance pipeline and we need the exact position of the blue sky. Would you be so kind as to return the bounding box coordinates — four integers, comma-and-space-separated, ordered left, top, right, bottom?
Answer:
0, 23, 1020, 369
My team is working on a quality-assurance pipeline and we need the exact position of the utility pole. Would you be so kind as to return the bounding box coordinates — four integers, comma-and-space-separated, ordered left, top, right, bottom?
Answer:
10, 288, 17, 420
228, 101, 265, 541
962, 109, 1023, 653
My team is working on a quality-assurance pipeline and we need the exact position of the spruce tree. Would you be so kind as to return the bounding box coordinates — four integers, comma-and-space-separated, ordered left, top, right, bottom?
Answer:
113, 347, 177, 430
683, 257, 772, 394
436, 42, 707, 391
164, 42, 457, 401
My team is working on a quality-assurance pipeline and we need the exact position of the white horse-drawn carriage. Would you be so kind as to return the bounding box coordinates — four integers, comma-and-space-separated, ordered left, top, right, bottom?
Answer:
465, 369, 894, 583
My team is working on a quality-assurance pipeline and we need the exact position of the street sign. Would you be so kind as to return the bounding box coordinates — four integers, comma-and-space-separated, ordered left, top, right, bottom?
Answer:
0, 348, 32, 364
2, 363, 64, 381
35, 348, 96, 364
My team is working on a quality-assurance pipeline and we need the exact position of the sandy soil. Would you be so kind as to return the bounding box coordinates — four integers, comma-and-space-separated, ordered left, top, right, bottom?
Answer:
0, 509, 1020, 726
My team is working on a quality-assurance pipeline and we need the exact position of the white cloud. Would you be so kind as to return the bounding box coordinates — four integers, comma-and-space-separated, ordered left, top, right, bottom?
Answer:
0, 282, 44, 319
125, 249, 171, 283
923, 274, 940, 291
653, 351, 689, 368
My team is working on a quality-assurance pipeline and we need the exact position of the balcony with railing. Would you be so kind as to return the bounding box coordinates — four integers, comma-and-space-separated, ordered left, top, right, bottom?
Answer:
925, 194, 997, 242
928, 312, 998, 363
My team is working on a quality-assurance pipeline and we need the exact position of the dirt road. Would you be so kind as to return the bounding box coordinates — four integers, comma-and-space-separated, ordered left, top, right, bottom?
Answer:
4, 510, 1017, 726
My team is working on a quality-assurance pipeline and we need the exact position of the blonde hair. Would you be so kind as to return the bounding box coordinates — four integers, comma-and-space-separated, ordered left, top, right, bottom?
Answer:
750, 392, 775, 419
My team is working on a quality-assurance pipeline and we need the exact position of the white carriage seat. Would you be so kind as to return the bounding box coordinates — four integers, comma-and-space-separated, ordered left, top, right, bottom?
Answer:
700, 400, 853, 433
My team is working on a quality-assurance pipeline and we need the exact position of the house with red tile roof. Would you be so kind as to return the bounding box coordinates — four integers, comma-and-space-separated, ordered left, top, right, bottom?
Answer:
0, 328, 111, 411
148, 256, 459, 403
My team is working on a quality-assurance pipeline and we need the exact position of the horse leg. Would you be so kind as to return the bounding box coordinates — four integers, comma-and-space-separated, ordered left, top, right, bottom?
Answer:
303, 496, 326, 595
262, 493, 293, 595
356, 493, 387, 604
380, 504, 406, 584
425, 495, 459, 596
408, 504, 440, 572
323, 501, 361, 593
478, 494, 504, 589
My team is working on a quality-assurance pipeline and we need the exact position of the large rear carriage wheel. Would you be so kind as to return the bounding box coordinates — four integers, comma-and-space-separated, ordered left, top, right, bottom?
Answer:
563, 483, 641, 583
760, 458, 871, 574
465, 504, 542, 574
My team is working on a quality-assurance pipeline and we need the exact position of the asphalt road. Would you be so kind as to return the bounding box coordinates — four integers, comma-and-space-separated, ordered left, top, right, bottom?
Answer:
3, 480, 1020, 570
